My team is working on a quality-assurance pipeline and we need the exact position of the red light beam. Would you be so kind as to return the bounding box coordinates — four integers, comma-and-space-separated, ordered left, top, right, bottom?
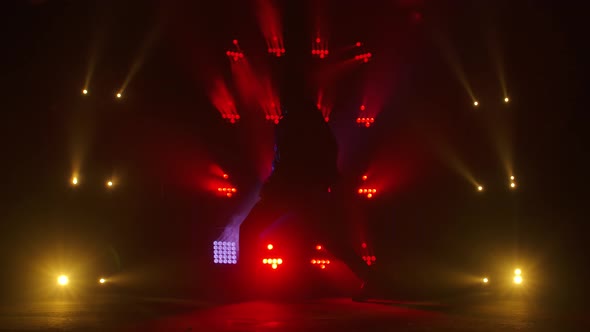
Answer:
209, 78, 240, 123
256, 0, 285, 57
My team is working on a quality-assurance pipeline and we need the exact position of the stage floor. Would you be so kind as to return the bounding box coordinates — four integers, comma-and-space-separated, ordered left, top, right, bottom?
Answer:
0, 294, 587, 331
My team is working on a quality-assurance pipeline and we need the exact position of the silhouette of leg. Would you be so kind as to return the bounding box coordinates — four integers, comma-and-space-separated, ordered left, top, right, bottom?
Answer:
304, 190, 373, 282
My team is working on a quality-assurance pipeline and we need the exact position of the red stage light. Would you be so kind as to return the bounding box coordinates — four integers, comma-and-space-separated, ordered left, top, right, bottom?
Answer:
362, 175, 368, 181
362, 242, 367, 249
356, 41, 362, 47
233, 39, 238, 45
223, 173, 229, 179
266, 114, 281, 124
226, 50, 244, 62
311, 258, 331, 269
268, 48, 286, 56
312, 49, 328, 58
316, 245, 322, 250
356, 117, 375, 127
360, 105, 365, 111
267, 244, 274, 250
312, 37, 328, 59
262, 256, 283, 269
355, 52, 372, 62
358, 188, 376, 198
217, 187, 237, 197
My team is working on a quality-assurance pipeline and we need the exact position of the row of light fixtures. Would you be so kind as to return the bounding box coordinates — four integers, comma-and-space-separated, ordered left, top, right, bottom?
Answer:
473, 97, 510, 107
477, 176, 517, 192
70, 176, 114, 188
81, 89, 123, 99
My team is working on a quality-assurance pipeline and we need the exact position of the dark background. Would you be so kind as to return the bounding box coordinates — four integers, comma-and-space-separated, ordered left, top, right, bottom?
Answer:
0, 0, 586, 300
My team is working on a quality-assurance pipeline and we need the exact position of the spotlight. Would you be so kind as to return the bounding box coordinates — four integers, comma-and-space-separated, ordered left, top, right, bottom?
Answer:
99, 278, 106, 284
71, 176, 78, 186
267, 244, 274, 250
504, 97, 510, 103
223, 173, 229, 179
514, 268, 522, 275
510, 182, 516, 189
513, 275, 523, 284
473, 101, 479, 107
116, 92, 122, 99
482, 277, 489, 284
106, 180, 114, 188
212, 241, 237, 264
57, 275, 69, 286
315, 244, 322, 251
510, 176, 515, 181
477, 185, 483, 192
82, 89, 88, 95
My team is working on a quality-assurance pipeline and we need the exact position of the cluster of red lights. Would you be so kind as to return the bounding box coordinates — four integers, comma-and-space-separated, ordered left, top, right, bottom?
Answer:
267, 35, 285, 57
265, 114, 281, 124
217, 187, 237, 197
221, 114, 240, 123
310, 259, 331, 269
356, 117, 375, 127
358, 188, 377, 198
216, 173, 237, 197
226, 51, 244, 62
311, 49, 329, 58
268, 47, 286, 56
362, 255, 376, 266
312, 37, 328, 59
263, 244, 283, 269
262, 258, 283, 269
354, 52, 372, 62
